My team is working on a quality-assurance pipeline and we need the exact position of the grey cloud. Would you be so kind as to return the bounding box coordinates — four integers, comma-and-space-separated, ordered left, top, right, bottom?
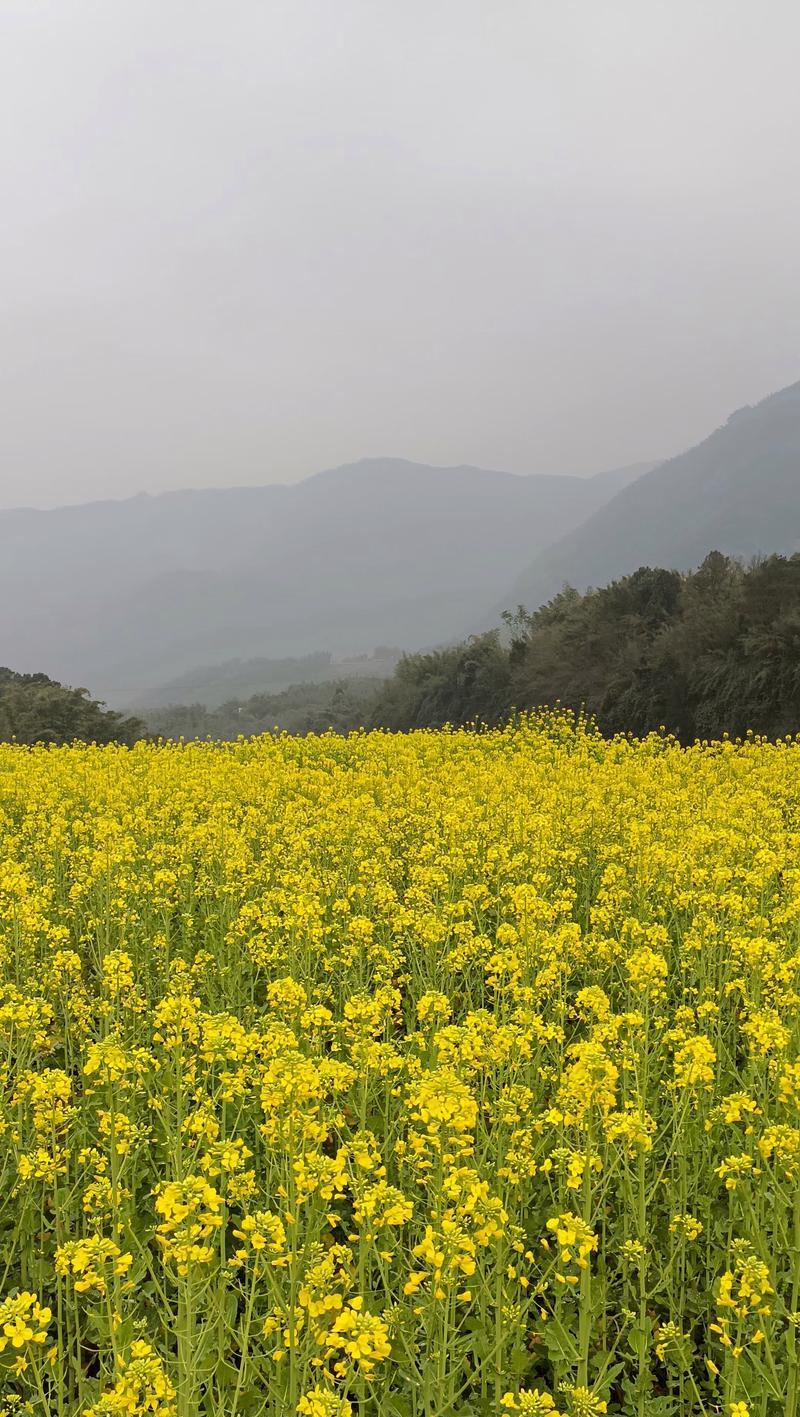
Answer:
1, 0, 799, 508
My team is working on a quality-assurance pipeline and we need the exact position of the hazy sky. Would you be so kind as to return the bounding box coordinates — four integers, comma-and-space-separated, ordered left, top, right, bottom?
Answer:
1, 1, 799, 509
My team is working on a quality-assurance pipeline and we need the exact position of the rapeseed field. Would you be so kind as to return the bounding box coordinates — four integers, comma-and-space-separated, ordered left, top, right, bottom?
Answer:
0, 714, 798, 1417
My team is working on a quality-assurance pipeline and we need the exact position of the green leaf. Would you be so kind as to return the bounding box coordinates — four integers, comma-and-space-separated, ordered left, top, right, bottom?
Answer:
540, 1316, 579, 1363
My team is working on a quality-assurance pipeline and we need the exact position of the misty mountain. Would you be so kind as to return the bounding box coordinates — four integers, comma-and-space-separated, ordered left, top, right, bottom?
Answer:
504, 381, 800, 614
139, 648, 401, 711
0, 458, 646, 704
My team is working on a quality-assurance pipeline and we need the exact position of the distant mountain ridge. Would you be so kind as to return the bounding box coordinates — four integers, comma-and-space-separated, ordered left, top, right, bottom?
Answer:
137, 648, 402, 711
504, 381, 800, 614
0, 456, 646, 703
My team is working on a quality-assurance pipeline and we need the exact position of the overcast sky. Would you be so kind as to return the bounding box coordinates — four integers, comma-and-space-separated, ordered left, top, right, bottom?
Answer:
1, 0, 799, 509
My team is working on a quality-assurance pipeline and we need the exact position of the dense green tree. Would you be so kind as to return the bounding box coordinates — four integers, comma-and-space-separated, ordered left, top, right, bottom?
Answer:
0, 669, 144, 745
370, 554, 800, 742
371, 633, 512, 731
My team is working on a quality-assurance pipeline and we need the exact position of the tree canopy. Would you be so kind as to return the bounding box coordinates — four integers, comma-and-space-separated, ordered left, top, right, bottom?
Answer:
0, 669, 144, 746
370, 553, 800, 741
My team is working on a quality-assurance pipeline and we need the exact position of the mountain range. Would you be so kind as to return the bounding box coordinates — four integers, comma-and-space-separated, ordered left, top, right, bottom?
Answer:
504, 381, 800, 614
1, 378, 798, 709
0, 458, 647, 704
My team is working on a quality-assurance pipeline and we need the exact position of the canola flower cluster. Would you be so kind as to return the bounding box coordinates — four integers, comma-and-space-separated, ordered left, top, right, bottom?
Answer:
0, 713, 798, 1416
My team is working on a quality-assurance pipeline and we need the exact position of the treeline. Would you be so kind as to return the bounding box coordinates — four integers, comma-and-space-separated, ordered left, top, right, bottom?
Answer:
0, 669, 144, 746
371, 553, 800, 741
144, 677, 383, 740
5, 552, 799, 746
0, 669, 381, 746
142, 647, 400, 710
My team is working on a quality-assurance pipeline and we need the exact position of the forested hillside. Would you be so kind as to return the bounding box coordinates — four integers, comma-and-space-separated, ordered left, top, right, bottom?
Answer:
0, 669, 144, 745
145, 677, 382, 740
505, 381, 800, 614
375, 553, 800, 741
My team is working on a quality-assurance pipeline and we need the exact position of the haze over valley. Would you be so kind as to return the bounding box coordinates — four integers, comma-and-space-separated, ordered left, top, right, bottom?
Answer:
0, 456, 650, 704
0, 380, 798, 716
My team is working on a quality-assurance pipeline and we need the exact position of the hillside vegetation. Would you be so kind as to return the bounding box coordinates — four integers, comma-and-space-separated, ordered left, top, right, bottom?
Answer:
8, 554, 798, 748
0, 668, 144, 745
146, 676, 383, 740
136, 648, 400, 712
373, 553, 800, 741
505, 381, 800, 614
